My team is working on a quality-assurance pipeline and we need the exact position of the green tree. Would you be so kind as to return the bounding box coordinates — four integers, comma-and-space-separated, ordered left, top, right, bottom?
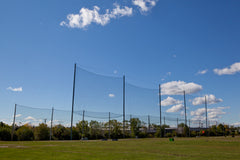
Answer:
53, 124, 70, 140
72, 127, 80, 140
0, 127, 11, 141
209, 125, 217, 136
34, 123, 49, 140
76, 120, 89, 139
89, 120, 102, 139
109, 120, 122, 139
217, 124, 224, 136
130, 118, 141, 138
16, 125, 34, 141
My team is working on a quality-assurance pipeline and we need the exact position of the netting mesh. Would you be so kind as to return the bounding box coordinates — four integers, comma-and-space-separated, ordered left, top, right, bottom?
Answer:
8, 66, 234, 140
74, 67, 123, 113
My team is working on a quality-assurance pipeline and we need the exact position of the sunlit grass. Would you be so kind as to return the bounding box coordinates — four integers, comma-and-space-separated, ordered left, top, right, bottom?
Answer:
0, 136, 239, 160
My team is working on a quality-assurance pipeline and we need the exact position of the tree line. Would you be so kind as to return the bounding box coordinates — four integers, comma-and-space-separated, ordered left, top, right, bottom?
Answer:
0, 119, 239, 141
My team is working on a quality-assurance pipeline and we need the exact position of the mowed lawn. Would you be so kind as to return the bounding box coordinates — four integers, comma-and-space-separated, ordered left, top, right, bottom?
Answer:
0, 137, 240, 160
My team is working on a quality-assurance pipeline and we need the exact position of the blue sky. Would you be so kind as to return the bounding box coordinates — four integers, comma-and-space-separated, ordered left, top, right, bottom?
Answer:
0, 0, 240, 126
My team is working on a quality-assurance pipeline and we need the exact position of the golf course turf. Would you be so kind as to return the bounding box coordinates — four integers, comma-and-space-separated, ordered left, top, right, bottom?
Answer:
0, 137, 239, 160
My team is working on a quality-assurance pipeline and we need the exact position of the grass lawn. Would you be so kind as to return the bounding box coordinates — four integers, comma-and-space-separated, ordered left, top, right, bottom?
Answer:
0, 137, 240, 160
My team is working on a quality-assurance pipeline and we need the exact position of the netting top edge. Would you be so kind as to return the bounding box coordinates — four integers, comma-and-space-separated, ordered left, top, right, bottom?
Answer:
16, 104, 71, 112
76, 66, 159, 91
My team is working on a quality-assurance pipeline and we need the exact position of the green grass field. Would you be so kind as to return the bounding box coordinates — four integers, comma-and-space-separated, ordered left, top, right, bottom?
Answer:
0, 137, 240, 160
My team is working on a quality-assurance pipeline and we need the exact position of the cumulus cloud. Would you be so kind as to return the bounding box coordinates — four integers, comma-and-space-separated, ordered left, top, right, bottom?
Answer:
191, 106, 229, 121
60, 4, 132, 29
162, 97, 182, 106
197, 69, 208, 75
232, 122, 240, 126
15, 114, 22, 118
108, 93, 115, 98
161, 81, 202, 95
192, 94, 223, 106
166, 104, 184, 113
132, 0, 157, 12
25, 116, 36, 121
7, 87, 22, 92
214, 62, 240, 75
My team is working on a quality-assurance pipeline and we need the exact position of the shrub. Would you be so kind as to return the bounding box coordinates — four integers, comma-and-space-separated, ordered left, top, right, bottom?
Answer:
34, 123, 49, 140
16, 126, 34, 141
166, 133, 172, 137
0, 127, 11, 141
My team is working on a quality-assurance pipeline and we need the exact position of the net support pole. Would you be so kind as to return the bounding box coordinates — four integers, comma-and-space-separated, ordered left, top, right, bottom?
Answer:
189, 119, 190, 137
205, 96, 208, 129
159, 84, 162, 137
184, 91, 187, 127
109, 112, 111, 139
82, 110, 85, 140
184, 91, 187, 137
11, 104, 17, 141
159, 84, 162, 126
70, 63, 77, 140
176, 118, 178, 136
50, 107, 54, 140
148, 115, 150, 131
123, 75, 125, 138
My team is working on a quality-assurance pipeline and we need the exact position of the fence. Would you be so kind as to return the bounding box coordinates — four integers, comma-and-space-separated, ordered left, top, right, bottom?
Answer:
10, 104, 222, 140
8, 64, 232, 140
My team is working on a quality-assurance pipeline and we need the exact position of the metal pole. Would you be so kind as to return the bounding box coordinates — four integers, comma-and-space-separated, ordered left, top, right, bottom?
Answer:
176, 118, 179, 137
159, 84, 162, 138
50, 107, 54, 140
109, 112, 110, 139
71, 63, 77, 140
82, 110, 85, 140
44, 119, 47, 124
205, 96, 208, 129
177, 118, 178, 128
184, 91, 187, 127
148, 115, 150, 131
164, 116, 165, 125
189, 119, 190, 137
11, 104, 17, 141
159, 84, 162, 127
123, 75, 125, 138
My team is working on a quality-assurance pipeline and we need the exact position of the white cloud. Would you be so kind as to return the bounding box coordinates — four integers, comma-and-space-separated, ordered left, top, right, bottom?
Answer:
108, 93, 115, 98
7, 87, 22, 92
15, 114, 22, 118
191, 108, 205, 117
113, 70, 118, 74
61, 4, 132, 29
191, 106, 229, 121
167, 72, 171, 76
232, 122, 240, 126
25, 116, 36, 121
214, 62, 240, 75
166, 104, 184, 113
132, 0, 157, 12
162, 97, 182, 106
192, 94, 223, 106
197, 69, 208, 75
161, 81, 202, 95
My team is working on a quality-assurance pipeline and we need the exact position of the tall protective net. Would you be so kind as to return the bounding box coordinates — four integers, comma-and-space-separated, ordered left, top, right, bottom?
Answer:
8, 65, 232, 140
14, 105, 71, 127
